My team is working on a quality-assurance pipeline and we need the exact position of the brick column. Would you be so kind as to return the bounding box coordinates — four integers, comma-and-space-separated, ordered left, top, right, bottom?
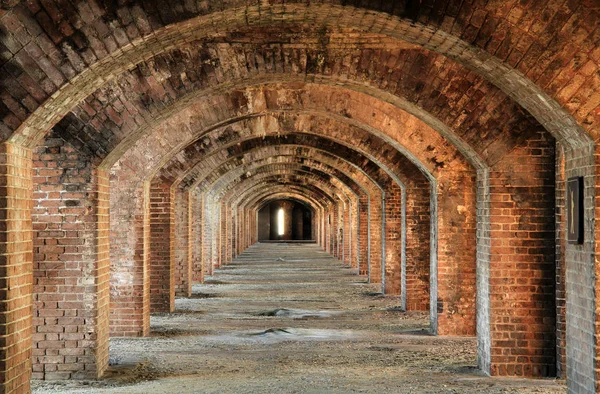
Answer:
359, 196, 370, 275
369, 195, 384, 284
343, 202, 352, 266
149, 181, 174, 313
351, 201, 360, 269
202, 196, 216, 276
332, 203, 339, 258
434, 172, 477, 336
191, 192, 203, 283
0, 143, 33, 393
229, 207, 236, 261
384, 184, 403, 295
174, 189, 192, 297
32, 137, 110, 381
487, 131, 556, 376
405, 179, 431, 311
109, 177, 150, 337
218, 202, 227, 267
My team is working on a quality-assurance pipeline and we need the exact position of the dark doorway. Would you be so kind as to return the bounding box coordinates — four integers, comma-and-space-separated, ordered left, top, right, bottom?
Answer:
257, 200, 313, 241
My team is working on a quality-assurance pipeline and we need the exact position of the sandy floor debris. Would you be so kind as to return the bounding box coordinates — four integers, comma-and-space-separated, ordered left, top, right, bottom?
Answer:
33, 243, 565, 393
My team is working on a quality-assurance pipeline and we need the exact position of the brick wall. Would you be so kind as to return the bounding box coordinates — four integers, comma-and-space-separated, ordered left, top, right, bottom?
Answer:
343, 203, 351, 266
359, 197, 370, 276
369, 196, 383, 285
405, 180, 431, 311
435, 171, 477, 337
555, 144, 566, 378
149, 181, 174, 313
564, 143, 595, 393
488, 130, 556, 377
191, 192, 203, 283
0, 143, 33, 393
351, 201, 360, 269
32, 135, 109, 380
174, 190, 191, 297
109, 172, 149, 337
384, 183, 403, 295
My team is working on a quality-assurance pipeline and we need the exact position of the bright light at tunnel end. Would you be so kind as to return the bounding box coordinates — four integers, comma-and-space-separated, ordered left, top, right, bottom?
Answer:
278, 208, 284, 236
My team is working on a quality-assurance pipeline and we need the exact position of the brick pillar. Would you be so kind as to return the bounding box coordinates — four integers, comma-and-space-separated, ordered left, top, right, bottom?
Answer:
32, 137, 110, 381
352, 201, 360, 269
202, 196, 216, 276
228, 205, 235, 261
369, 195, 383, 284
174, 190, 192, 297
191, 192, 203, 283
405, 179, 431, 311
384, 184, 403, 295
343, 202, 352, 266
201, 196, 212, 277
488, 131, 556, 376
332, 203, 339, 258
0, 142, 33, 393
435, 171, 477, 336
326, 209, 332, 253
555, 143, 566, 378
109, 176, 150, 337
218, 202, 227, 267
149, 181, 174, 313
359, 196, 369, 275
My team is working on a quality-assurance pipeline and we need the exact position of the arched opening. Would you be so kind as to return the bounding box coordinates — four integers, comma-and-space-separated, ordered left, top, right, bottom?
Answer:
2, 1, 598, 392
258, 199, 314, 242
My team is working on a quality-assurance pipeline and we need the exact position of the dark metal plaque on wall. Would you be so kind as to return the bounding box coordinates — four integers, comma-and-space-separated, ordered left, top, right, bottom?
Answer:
567, 176, 584, 244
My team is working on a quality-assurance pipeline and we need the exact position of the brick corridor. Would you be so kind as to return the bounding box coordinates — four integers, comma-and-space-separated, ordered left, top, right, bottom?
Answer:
33, 243, 564, 394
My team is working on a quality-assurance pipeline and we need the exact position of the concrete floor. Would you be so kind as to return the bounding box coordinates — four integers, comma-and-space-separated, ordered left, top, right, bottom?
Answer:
34, 243, 565, 393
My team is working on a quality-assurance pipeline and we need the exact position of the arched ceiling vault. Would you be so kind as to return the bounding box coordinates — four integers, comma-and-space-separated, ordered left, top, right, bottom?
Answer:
209, 168, 355, 208
2, 2, 591, 152
205, 164, 359, 210
254, 196, 317, 215
227, 181, 340, 211
114, 82, 476, 195
193, 155, 370, 200
238, 187, 341, 219
176, 140, 395, 196
222, 173, 348, 207
240, 189, 327, 214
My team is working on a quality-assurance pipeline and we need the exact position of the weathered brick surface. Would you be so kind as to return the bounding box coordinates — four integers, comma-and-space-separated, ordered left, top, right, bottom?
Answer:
488, 130, 556, 377
174, 189, 191, 297
0, 142, 32, 393
149, 181, 174, 313
383, 183, 403, 296
109, 170, 149, 337
1, 2, 591, 157
359, 197, 370, 276
190, 191, 203, 283
435, 171, 477, 337
0, 1, 599, 391
405, 180, 431, 312
32, 135, 109, 380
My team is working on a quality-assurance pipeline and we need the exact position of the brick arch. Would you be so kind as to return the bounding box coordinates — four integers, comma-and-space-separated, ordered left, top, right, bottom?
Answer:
184, 139, 395, 194
216, 151, 380, 274
212, 168, 354, 206
241, 188, 329, 215
197, 153, 372, 200
199, 177, 342, 274
254, 196, 317, 215
197, 151, 427, 307
0, 1, 594, 392
234, 187, 334, 252
1, 2, 591, 151
206, 158, 370, 272
113, 79, 477, 186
